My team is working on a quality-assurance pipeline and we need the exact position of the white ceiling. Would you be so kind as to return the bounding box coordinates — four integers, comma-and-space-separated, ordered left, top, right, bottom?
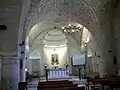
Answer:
43, 30, 67, 46
26, 21, 92, 59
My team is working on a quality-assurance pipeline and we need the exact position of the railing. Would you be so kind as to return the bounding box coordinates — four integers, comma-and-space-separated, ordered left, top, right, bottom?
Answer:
48, 69, 69, 79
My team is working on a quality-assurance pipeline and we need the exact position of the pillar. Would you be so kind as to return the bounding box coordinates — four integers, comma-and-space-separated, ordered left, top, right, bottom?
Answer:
67, 46, 72, 75
0, 56, 2, 89
98, 36, 116, 77
1, 55, 19, 90
19, 59, 26, 82
19, 41, 26, 82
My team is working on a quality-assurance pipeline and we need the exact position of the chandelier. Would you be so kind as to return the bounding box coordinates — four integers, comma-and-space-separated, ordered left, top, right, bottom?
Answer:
61, 24, 83, 34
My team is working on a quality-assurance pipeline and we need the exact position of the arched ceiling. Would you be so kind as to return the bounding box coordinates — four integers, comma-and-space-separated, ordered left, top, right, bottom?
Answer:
24, 0, 115, 48
24, 0, 116, 58
43, 30, 67, 46
27, 21, 91, 49
25, 0, 100, 34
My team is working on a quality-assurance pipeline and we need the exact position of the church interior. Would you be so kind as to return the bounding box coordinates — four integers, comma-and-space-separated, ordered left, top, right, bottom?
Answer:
1, 0, 120, 90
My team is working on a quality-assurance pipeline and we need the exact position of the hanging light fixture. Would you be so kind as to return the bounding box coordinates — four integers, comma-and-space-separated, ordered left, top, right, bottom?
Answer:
61, 0, 84, 34
61, 24, 84, 34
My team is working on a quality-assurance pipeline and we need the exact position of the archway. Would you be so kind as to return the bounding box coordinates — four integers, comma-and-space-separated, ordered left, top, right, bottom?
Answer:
19, 0, 116, 82
24, 20, 103, 80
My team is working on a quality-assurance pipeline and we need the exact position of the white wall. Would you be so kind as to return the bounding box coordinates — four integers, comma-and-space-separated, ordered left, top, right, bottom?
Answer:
32, 59, 40, 72
43, 46, 68, 68
26, 59, 33, 74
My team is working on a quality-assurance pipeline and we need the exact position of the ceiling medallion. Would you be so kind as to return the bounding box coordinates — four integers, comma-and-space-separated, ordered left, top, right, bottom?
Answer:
61, 24, 83, 34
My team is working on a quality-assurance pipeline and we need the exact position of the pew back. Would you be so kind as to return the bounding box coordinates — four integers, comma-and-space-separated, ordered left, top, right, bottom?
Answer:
40, 83, 78, 88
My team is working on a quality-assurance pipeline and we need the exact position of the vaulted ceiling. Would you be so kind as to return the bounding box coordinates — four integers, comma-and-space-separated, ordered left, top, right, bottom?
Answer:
24, 0, 116, 56
24, 0, 115, 45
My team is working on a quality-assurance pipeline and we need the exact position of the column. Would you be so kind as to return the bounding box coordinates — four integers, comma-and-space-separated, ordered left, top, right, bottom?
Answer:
1, 55, 19, 90
67, 46, 72, 75
19, 40, 26, 82
19, 59, 25, 82
84, 43, 88, 75
0, 56, 2, 89
98, 37, 116, 77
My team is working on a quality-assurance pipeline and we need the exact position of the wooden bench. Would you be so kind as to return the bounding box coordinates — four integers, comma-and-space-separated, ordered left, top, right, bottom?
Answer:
38, 81, 73, 85
38, 80, 70, 84
90, 78, 120, 90
109, 82, 120, 89
38, 80, 85, 90
18, 82, 28, 90
39, 83, 78, 88
38, 81, 73, 90
40, 86, 85, 90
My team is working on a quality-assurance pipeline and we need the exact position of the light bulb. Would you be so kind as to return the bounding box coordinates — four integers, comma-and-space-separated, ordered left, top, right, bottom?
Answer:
72, 30, 75, 32
76, 29, 79, 32
64, 30, 66, 32
25, 68, 28, 72
62, 27, 64, 29
69, 24, 71, 26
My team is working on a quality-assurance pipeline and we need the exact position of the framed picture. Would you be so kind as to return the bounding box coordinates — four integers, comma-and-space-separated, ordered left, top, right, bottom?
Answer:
51, 54, 59, 64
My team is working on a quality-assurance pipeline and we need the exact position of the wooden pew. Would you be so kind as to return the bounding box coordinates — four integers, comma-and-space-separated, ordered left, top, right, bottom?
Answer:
38, 80, 70, 85
40, 86, 85, 90
18, 82, 28, 90
39, 83, 78, 89
91, 78, 120, 90
38, 80, 85, 90
39, 81, 73, 85
37, 80, 73, 90
109, 82, 120, 89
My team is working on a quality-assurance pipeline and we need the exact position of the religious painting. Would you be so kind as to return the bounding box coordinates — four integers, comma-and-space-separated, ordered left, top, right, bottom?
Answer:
51, 54, 59, 65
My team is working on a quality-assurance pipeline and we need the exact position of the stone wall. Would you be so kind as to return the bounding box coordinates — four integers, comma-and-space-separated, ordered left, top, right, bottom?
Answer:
113, 1, 120, 74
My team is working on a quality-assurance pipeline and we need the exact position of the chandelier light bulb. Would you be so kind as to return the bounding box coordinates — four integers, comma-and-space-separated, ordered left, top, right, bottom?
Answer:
79, 27, 81, 30
62, 27, 65, 29
69, 24, 71, 26
64, 30, 66, 32
72, 30, 75, 32
76, 29, 79, 32
62, 24, 82, 34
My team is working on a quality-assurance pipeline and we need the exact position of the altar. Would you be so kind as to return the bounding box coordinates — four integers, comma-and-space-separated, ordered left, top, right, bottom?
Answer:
48, 68, 69, 79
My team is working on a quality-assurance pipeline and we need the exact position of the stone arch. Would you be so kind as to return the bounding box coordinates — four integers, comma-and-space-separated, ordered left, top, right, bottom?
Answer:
21, 0, 117, 77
